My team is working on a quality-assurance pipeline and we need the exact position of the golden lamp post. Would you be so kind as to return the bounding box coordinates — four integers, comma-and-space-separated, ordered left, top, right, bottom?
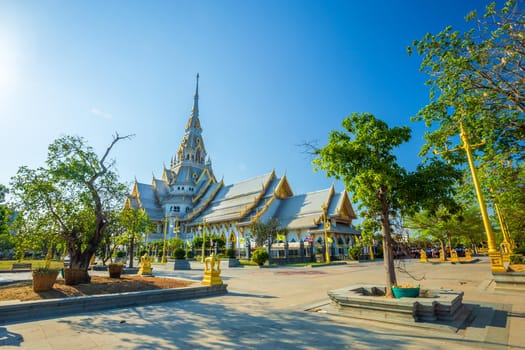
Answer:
201, 218, 207, 263
459, 123, 506, 273
174, 217, 180, 240
321, 204, 331, 263
162, 214, 168, 264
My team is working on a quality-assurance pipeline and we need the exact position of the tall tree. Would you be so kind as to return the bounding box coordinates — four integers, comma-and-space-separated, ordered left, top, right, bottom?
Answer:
313, 113, 460, 297
10, 134, 130, 284
119, 207, 151, 268
251, 218, 286, 248
0, 184, 14, 253
0, 184, 9, 236
409, 0, 525, 243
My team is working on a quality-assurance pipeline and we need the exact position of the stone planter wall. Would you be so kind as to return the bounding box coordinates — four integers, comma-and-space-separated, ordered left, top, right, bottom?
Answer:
173, 259, 191, 270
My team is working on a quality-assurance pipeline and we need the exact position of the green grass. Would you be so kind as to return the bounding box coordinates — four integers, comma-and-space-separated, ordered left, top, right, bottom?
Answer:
0, 259, 64, 270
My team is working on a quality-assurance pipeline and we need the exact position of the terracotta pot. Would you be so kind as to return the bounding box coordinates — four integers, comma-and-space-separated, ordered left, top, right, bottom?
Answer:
64, 268, 91, 285
32, 270, 59, 292
108, 264, 123, 278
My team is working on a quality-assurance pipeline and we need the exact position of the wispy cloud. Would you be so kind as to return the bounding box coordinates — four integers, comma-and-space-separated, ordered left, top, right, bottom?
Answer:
90, 107, 113, 120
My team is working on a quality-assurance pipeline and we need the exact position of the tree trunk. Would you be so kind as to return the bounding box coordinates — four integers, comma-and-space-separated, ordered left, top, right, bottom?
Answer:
65, 248, 93, 285
439, 239, 446, 261
129, 235, 135, 268
380, 191, 396, 297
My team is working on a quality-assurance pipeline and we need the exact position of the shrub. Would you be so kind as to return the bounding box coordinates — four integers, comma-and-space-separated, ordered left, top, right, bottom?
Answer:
225, 248, 236, 259
116, 250, 126, 258
186, 251, 194, 259
348, 245, 361, 260
32, 267, 61, 275
173, 247, 186, 260
251, 248, 269, 266
514, 247, 525, 255
510, 254, 524, 265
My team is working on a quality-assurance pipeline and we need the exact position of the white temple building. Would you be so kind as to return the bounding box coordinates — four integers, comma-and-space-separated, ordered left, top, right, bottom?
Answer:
126, 75, 360, 257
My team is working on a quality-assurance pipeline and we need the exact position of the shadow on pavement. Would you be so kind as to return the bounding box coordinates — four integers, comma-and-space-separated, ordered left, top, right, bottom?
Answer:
0, 327, 23, 346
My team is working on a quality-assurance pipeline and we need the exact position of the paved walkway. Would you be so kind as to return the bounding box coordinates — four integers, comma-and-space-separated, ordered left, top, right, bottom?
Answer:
1, 257, 524, 349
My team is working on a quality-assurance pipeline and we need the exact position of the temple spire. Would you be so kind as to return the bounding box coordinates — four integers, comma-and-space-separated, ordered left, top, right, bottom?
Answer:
192, 73, 199, 113
186, 73, 201, 131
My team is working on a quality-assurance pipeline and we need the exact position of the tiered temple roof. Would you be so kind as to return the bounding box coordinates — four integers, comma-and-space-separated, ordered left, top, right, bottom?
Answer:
126, 75, 359, 240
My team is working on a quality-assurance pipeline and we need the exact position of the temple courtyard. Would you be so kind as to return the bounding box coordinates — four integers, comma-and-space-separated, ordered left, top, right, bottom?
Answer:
1, 256, 524, 349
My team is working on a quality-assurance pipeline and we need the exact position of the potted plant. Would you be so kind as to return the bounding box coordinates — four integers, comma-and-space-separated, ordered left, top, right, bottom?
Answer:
32, 266, 60, 292
224, 248, 241, 267
251, 248, 269, 267
391, 284, 420, 298
108, 262, 124, 278
173, 247, 191, 270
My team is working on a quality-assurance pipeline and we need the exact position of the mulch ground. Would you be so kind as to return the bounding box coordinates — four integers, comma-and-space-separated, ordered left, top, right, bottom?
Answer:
0, 275, 195, 302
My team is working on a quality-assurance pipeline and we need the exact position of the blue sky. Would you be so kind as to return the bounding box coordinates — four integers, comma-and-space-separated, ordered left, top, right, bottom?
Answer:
0, 0, 496, 197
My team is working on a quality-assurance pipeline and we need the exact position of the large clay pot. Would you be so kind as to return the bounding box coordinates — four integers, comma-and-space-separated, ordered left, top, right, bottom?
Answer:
64, 268, 91, 285
32, 270, 59, 292
108, 263, 123, 278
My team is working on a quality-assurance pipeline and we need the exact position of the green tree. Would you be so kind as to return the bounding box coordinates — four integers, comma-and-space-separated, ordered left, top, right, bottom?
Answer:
410, 1, 525, 244
9, 134, 130, 284
313, 113, 460, 297
251, 218, 286, 248
98, 209, 126, 265
119, 207, 151, 268
0, 184, 14, 252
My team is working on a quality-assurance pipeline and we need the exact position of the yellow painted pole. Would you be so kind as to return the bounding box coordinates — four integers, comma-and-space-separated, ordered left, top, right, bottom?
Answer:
494, 202, 513, 250
201, 219, 207, 263
174, 217, 179, 240
322, 204, 331, 263
460, 123, 505, 272
162, 214, 168, 263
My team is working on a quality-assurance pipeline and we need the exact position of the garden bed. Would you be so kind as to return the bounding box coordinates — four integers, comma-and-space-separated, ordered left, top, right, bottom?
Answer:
0, 275, 194, 302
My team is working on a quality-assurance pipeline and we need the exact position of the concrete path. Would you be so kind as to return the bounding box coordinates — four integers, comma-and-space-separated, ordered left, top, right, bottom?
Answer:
1, 257, 524, 349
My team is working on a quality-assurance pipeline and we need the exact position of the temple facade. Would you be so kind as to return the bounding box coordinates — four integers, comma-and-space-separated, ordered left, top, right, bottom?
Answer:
126, 75, 360, 257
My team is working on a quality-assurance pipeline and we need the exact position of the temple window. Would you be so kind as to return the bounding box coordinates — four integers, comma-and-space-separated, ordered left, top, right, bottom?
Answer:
174, 206, 180, 212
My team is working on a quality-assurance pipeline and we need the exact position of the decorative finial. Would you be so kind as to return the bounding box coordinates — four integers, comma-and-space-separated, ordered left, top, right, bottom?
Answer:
195, 73, 199, 98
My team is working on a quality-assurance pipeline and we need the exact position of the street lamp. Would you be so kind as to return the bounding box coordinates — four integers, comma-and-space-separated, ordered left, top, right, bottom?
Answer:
459, 122, 505, 272
162, 214, 168, 263
174, 217, 180, 240
321, 204, 331, 263
201, 218, 207, 263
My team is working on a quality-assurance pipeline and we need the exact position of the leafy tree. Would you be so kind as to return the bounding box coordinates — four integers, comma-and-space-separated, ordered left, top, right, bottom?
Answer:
313, 113, 460, 297
97, 209, 126, 265
191, 234, 225, 254
9, 134, 130, 284
0, 184, 14, 252
409, 1, 525, 243
251, 218, 286, 248
9, 209, 63, 261
119, 207, 151, 268
168, 237, 184, 251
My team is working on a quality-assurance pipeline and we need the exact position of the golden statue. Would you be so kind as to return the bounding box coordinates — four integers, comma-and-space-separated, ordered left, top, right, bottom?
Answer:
450, 249, 460, 263
138, 254, 153, 276
201, 253, 223, 286
420, 249, 428, 263
465, 248, 472, 261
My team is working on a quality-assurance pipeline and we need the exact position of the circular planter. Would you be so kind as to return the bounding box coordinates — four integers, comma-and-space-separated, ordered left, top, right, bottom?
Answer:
32, 270, 59, 292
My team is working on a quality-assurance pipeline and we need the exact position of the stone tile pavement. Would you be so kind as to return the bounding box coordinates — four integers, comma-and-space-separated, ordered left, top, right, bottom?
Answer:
1, 257, 524, 349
